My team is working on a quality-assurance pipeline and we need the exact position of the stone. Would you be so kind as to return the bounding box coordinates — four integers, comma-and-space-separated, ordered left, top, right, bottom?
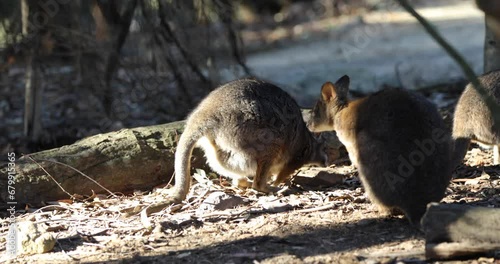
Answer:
14, 221, 56, 255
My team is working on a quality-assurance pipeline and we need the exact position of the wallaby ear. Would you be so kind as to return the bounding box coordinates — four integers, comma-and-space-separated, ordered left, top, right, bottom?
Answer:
334, 75, 350, 96
321, 82, 335, 101
321, 75, 350, 102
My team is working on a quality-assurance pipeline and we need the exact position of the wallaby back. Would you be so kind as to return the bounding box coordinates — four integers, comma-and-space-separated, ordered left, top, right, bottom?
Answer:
172, 78, 326, 202
308, 76, 452, 226
452, 70, 500, 166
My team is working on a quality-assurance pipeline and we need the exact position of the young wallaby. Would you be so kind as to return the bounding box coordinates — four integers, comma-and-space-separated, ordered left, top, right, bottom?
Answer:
171, 78, 327, 203
308, 75, 452, 226
452, 70, 500, 167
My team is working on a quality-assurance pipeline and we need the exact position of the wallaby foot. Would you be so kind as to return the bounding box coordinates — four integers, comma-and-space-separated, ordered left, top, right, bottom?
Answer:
253, 161, 272, 193
232, 176, 252, 189
374, 203, 404, 217
403, 206, 427, 228
272, 166, 296, 186
249, 185, 281, 194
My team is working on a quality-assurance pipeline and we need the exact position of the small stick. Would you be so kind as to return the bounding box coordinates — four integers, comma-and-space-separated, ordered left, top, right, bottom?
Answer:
30, 156, 118, 198
27, 156, 77, 200
292, 203, 337, 214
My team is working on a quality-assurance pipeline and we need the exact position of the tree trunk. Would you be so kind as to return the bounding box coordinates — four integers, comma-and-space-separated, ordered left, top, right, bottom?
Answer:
72, 0, 83, 84
91, 0, 138, 115
421, 203, 500, 260
477, 0, 500, 72
484, 16, 500, 72
22, 0, 42, 142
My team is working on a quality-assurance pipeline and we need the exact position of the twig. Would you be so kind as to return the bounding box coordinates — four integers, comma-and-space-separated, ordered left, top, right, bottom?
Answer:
29, 156, 118, 198
196, 208, 251, 220
33, 204, 77, 214
292, 203, 337, 214
27, 156, 77, 200
166, 171, 175, 188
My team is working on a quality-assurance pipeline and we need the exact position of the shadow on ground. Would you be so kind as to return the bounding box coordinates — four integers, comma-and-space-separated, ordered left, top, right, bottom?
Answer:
117, 216, 420, 263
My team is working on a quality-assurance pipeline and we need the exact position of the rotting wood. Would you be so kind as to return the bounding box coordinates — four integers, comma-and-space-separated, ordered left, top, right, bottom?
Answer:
421, 203, 500, 260
0, 121, 209, 206
426, 242, 500, 260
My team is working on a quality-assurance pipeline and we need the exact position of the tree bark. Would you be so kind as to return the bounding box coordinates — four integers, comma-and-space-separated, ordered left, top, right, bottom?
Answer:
0, 121, 210, 207
478, 0, 500, 72
421, 203, 500, 259
72, 0, 83, 84
91, 0, 138, 115
484, 16, 500, 72
22, 0, 42, 141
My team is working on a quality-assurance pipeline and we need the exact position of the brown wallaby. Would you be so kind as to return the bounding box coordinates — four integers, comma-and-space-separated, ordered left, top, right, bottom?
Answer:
308, 75, 452, 226
452, 70, 500, 167
171, 78, 327, 203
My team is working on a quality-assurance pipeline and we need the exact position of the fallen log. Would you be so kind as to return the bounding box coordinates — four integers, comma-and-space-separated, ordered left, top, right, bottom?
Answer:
0, 121, 208, 206
421, 203, 500, 260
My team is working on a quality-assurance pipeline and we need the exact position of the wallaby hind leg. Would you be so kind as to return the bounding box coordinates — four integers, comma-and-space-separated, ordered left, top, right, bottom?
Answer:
253, 160, 274, 193
374, 204, 399, 217
273, 165, 296, 186
403, 206, 427, 228
494, 145, 500, 164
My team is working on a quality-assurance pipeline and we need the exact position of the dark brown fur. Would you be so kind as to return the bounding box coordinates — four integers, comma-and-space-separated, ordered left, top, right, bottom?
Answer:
308, 75, 452, 226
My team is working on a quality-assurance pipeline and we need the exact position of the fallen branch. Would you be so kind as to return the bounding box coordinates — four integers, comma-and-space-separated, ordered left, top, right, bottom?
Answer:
426, 242, 500, 260
0, 121, 208, 206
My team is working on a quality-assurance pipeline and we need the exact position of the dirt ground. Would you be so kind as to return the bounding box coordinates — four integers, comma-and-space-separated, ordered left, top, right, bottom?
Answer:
2, 131, 499, 263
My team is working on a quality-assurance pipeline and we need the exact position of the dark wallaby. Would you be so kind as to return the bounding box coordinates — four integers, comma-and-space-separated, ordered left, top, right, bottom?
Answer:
308, 75, 452, 226
171, 78, 327, 203
452, 70, 500, 167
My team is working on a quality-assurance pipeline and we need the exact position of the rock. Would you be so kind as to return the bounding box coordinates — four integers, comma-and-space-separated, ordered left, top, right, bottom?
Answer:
196, 192, 245, 216
260, 201, 293, 213
14, 221, 56, 255
293, 167, 344, 187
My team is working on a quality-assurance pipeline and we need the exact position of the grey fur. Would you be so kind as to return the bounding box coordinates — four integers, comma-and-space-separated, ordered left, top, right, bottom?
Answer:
172, 78, 327, 202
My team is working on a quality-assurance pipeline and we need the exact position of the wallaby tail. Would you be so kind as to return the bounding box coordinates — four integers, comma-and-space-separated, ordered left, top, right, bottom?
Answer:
172, 125, 204, 202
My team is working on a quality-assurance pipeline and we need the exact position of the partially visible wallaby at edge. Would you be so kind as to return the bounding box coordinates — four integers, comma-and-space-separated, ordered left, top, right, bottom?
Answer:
172, 78, 327, 203
307, 75, 452, 226
452, 70, 500, 167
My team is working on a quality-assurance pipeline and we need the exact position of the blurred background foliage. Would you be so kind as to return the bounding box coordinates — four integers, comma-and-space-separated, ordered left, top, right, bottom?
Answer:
0, 0, 405, 154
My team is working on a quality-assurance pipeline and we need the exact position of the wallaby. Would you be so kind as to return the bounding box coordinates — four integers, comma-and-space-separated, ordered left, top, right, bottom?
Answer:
452, 70, 500, 167
171, 78, 327, 203
308, 75, 452, 226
